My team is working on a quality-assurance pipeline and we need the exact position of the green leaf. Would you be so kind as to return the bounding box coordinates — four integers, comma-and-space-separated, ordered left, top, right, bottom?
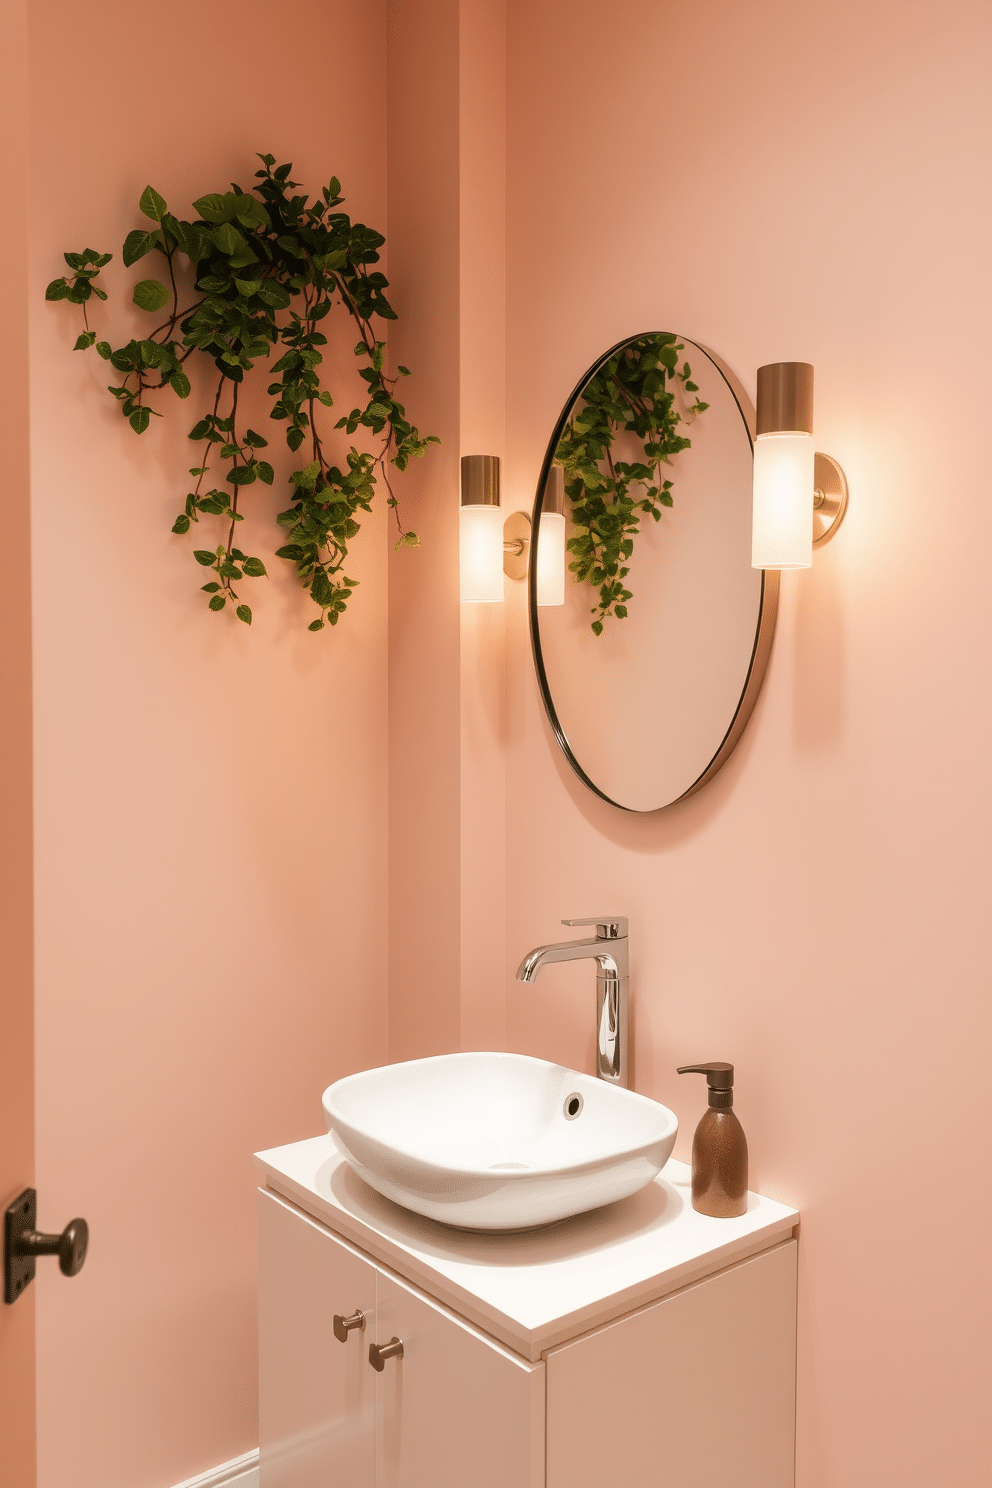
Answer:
311, 570, 335, 607
139, 185, 168, 223
235, 197, 270, 230
242, 557, 267, 578
132, 279, 171, 313
210, 222, 247, 256
172, 514, 191, 534
226, 246, 260, 270
45, 278, 69, 301
227, 465, 256, 486
291, 459, 320, 490
96, 341, 112, 360
193, 549, 216, 566
73, 331, 96, 351
208, 594, 226, 611
236, 604, 252, 625
122, 229, 159, 267
256, 281, 291, 309
255, 461, 274, 485
129, 407, 151, 434
193, 192, 236, 224
275, 544, 304, 561
234, 277, 263, 298
197, 494, 229, 515
169, 372, 191, 399
308, 619, 325, 632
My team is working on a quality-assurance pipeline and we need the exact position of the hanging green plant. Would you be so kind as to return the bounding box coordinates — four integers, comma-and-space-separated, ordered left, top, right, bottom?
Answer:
553, 333, 707, 634
46, 154, 438, 630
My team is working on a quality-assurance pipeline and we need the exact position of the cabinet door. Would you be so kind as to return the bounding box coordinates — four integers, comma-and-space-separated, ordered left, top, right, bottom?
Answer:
547, 1239, 797, 1488
258, 1187, 376, 1488
373, 1267, 545, 1488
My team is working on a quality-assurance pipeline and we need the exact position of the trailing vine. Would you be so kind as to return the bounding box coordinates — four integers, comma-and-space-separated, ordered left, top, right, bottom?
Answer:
553, 333, 707, 634
46, 155, 438, 630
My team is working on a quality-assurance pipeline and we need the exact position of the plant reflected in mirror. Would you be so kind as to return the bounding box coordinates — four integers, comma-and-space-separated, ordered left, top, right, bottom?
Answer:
532, 334, 777, 812
552, 333, 707, 634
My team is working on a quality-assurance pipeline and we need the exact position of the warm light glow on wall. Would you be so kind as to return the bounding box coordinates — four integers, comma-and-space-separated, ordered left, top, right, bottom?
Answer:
752, 362, 815, 571
460, 454, 503, 602
536, 512, 565, 605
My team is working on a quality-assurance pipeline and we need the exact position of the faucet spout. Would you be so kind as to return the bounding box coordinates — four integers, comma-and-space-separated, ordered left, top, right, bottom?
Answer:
516, 936, 600, 982
515, 918, 630, 1087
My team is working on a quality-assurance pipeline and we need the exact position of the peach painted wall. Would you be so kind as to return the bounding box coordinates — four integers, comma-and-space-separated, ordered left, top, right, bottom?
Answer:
502, 2, 992, 1485
386, 0, 508, 1062
386, 0, 463, 1064
25, 4, 390, 1485
0, 2, 37, 1482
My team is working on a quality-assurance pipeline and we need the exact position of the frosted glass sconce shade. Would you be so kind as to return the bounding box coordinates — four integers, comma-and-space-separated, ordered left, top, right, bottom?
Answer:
536, 514, 566, 605
460, 455, 503, 603
536, 466, 566, 606
752, 362, 814, 571
751, 431, 815, 570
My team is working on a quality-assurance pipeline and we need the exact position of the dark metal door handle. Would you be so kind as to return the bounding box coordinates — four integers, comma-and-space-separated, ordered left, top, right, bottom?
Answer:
368, 1337, 404, 1371
4, 1189, 89, 1304
333, 1309, 365, 1343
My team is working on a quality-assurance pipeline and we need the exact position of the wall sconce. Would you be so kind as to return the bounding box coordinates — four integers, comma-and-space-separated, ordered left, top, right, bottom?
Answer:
460, 456, 566, 605
751, 363, 849, 570
460, 454, 503, 602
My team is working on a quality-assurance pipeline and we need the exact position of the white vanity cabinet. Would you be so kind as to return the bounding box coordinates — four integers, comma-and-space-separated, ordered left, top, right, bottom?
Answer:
258, 1189, 375, 1486
258, 1189, 544, 1488
256, 1137, 799, 1488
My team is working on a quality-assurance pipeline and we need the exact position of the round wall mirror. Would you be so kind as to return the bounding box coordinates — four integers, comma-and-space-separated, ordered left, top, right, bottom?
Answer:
529, 332, 778, 813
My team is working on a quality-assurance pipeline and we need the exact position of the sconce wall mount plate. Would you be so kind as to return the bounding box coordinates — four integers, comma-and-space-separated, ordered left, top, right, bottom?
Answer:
813, 452, 848, 547
503, 511, 531, 581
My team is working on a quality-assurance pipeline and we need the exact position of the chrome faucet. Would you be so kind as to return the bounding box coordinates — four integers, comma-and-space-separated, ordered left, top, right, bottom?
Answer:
515, 917, 630, 1088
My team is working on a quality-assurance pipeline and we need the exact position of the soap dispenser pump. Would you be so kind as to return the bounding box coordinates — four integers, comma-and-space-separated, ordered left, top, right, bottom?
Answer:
676, 1062, 748, 1218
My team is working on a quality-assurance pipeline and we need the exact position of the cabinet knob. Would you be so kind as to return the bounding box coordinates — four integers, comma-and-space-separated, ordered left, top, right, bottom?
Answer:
368, 1336, 404, 1371
333, 1309, 366, 1343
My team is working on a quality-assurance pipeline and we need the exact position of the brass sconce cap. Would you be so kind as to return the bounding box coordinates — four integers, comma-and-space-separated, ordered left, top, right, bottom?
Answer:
542, 465, 566, 515
756, 362, 814, 436
460, 454, 500, 507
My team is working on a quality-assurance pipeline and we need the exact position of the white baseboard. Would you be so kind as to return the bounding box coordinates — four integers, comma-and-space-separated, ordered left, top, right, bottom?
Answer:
171, 1449, 259, 1488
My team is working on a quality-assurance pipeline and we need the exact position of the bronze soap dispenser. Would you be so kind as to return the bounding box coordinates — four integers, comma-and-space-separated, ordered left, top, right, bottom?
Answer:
676, 1061, 748, 1218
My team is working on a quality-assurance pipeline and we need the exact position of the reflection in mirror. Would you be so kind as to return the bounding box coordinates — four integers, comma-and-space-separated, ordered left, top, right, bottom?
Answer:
530, 334, 778, 813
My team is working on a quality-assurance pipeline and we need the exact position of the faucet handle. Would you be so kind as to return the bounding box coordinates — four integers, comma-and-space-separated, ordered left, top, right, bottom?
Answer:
562, 916, 628, 940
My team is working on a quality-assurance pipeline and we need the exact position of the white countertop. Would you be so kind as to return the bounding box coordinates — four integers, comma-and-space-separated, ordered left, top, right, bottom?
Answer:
254, 1135, 799, 1361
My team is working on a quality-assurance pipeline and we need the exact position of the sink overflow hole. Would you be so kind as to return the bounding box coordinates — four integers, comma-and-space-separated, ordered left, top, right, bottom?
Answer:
563, 1093, 584, 1121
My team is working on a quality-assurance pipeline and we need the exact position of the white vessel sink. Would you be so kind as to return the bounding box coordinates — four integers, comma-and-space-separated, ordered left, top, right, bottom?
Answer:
322, 1051, 678, 1231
